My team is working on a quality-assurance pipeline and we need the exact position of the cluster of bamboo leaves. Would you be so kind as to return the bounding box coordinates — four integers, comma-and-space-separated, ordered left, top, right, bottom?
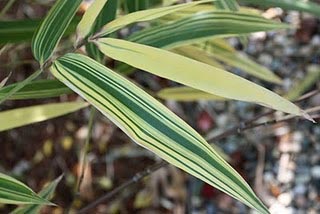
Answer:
0, 0, 319, 213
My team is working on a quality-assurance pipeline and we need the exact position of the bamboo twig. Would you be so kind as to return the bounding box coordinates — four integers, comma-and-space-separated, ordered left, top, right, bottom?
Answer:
79, 97, 319, 213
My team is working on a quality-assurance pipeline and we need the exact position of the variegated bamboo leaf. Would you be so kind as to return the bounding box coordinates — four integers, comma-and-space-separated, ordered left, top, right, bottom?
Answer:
93, 0, 212, 37
50, 53, 269, 213
76, 0, 109, 44
11, 175, 63, 214
241, 0, 320, 17
157, 86, 226, 101
0, 80, 72, 100
215, 0, 239, 11
213, 0, 248, 45
128, 11, 290, 49
94, 38, 302, 116
0, 102, 88, 131
0, 173, 51, 205
32, 0, 82, 65
0, 17, 79, 45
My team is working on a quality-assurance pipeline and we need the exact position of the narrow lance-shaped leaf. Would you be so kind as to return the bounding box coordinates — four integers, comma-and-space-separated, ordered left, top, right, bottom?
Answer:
11, 175, 63, 214
32, 0, 82, 65
241, 0, 320, 18
128, 11, 290, 49
157, 86, 226, 101
0, 17, 79, 45
93, 0, 212, 37
50, 53, 269, 213
0, 173, 51, 205
159, 4, 260, 21
76, 0, 109, 45
0, 80, 72, 100
0, 102, 88, 132
94, 38, 302, 116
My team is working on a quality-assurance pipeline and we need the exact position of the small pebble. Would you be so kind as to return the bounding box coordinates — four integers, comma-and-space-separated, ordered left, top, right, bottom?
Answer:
311, 35, 320, 46
311, 166, 320, 178
294, 184, 307, 195
278, 192, 293, 206
295, 195, 307, 209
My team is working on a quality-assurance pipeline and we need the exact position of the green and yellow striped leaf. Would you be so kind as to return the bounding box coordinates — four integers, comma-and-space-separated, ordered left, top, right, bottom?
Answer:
0, 80, 72, 100
157, 86, 226, 101
128, 11, 289, 49
0, 173, 51, 205
93, 0, 212, 37
11, 175, 63, 214
94, 38, 302, 116
76, 0, 109, 44
0, 17, 79, 45
213, 0, 248, 46
160, 4, 260, 21
215, 0, 239, 11
0, 102, 88, 132
32, 0, 82, 65
50, 53, 268, 213
241, 0, 320, 18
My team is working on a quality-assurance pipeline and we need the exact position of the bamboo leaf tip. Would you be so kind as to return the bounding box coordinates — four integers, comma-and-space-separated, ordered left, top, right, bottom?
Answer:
301, 110, 316, 123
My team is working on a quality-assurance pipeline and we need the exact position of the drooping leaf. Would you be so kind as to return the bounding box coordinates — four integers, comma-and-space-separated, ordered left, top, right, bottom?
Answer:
86, 0, 118, 62
11, 175, 63, 214
0, 79, 72, 100
0, 102, 88, 131
94, 38, 301, 116
241, 0, 320, 18
50, 53, 269, 213
93, 0, 212, 37
157, 86, 226, 101
128, 11, 290, 49
76, 0, 109, 44
0, 17, 79, 45
32, 0, 82, 65
0, 173, 51, 205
